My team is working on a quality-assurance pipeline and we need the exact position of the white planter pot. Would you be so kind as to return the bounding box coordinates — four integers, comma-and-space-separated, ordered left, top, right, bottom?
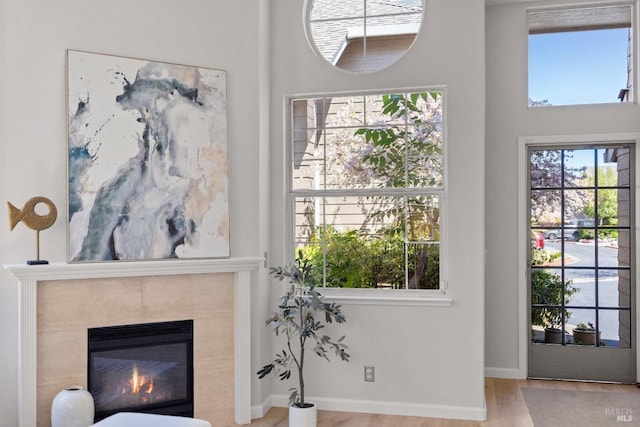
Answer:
289, 402, 317, 427
51, 386, 95, 427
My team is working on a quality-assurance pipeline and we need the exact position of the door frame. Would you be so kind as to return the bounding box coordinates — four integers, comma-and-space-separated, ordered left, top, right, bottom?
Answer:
517, 132, 640, 381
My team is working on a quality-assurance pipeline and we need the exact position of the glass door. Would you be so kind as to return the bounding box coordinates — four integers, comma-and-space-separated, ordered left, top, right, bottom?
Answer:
528, 145, 635, 382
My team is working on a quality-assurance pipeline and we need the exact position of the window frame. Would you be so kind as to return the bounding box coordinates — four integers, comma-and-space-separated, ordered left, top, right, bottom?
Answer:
284, 87, 452, 306
517, 132, 640, 377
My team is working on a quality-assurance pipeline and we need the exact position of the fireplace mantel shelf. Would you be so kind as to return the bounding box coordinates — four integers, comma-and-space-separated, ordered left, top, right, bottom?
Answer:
5, 256, 263, 427
5, 257, 263, 281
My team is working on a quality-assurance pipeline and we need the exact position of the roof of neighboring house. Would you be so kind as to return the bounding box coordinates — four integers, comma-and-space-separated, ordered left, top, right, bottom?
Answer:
309, 0, 422, 64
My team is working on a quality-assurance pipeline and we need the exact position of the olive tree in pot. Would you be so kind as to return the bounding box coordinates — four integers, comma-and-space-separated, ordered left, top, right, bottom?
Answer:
257, 258, 350, 427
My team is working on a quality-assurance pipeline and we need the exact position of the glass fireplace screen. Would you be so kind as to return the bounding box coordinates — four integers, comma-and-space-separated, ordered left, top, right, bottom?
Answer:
88, 320, 194, 421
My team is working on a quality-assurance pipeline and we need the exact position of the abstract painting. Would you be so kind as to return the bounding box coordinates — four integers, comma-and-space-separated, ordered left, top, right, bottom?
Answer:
67, 50, 230, 261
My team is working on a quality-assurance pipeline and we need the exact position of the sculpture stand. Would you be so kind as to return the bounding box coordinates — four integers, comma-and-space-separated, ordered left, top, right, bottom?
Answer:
26, 230, 48, 265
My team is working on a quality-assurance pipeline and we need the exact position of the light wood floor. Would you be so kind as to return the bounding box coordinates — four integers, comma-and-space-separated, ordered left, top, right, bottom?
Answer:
247, 377, 640, 426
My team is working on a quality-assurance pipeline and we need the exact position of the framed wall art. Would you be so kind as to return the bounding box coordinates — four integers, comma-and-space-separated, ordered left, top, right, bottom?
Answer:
67, 50, 230, 261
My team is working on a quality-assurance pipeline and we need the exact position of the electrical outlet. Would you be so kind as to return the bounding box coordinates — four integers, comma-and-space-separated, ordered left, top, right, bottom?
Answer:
364, 365, 375, 382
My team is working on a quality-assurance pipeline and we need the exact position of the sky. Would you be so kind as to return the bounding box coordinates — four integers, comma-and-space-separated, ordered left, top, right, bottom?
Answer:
528, 28, 630, 106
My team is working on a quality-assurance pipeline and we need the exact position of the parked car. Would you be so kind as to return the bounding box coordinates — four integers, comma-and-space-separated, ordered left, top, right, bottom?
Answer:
543, 219, 594, 241
543, 229, 565, 240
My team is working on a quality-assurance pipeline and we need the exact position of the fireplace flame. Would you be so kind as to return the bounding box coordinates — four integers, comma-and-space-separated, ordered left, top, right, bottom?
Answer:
128, 364, 154, 394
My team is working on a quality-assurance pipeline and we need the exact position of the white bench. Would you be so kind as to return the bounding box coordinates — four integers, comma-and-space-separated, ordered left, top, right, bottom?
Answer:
91, 412, 212, 427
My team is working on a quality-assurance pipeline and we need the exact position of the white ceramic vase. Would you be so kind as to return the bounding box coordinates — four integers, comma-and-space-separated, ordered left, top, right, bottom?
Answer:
51, 386, 95, 427
289, 402, 317, 427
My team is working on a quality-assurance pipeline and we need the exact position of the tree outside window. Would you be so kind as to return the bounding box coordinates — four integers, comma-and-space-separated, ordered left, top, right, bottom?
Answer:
290, 90, 444, 289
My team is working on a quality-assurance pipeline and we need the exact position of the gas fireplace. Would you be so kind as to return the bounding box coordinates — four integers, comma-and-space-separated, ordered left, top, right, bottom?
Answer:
88, 320, 194, 422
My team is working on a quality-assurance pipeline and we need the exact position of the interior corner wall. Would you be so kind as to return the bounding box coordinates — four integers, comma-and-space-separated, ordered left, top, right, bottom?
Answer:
485, 1, 640, 378
0, 2, 266, 427
268, 0, 486, 419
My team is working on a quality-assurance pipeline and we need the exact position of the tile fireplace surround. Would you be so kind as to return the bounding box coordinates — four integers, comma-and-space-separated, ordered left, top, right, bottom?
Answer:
5, 257, 262, 427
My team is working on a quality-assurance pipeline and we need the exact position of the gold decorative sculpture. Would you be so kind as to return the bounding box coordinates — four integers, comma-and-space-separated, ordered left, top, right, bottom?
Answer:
8, 196, 58, 265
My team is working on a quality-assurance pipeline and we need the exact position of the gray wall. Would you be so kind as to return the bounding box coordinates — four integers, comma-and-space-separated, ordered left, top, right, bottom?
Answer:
265, 0, 486, 418
0, 1, 270, 425
1, 0, 489, 424
485, 0, 640, 377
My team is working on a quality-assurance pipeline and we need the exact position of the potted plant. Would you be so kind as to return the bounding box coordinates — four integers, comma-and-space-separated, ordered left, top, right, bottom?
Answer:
572, 322, 599, 345
257, 256, 351, 427
531, 269, 577, 343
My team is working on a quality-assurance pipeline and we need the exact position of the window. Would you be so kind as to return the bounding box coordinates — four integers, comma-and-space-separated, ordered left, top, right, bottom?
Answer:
529, 146, 633, 348
528, 4, 633, 106
307, 0, 423, 73
288, 90, 444, 291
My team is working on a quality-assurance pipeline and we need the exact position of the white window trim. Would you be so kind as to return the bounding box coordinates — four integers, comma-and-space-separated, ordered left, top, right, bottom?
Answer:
319, 287, 452, 306
284, 87, 452, 307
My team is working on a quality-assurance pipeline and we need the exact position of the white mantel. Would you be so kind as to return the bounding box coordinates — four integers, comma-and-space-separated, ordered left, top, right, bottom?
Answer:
5, 257, 263, 427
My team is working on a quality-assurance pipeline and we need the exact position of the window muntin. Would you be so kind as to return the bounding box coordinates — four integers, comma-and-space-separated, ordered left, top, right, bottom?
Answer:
307, 0, 424, 74
527, 4, 633, 107
529, 146, 633, 347
289, 90, 444, 290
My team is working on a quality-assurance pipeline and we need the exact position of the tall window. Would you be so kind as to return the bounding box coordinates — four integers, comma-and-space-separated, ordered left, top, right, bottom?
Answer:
289, 90, 444, 290
528, 4, 633, 106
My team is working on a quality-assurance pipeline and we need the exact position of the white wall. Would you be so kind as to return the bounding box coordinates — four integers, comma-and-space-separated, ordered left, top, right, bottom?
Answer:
0, 0, 489, 424
266, 0, 486, 419
485, 0, 640, 377
0, 1, 269, 426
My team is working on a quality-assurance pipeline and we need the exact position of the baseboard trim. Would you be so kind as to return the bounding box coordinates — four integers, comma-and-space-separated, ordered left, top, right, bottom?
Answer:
485, 366, 526, 379
251, 395, 273, 420
261, 394, 487, 421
